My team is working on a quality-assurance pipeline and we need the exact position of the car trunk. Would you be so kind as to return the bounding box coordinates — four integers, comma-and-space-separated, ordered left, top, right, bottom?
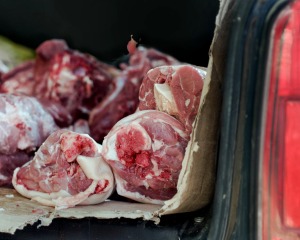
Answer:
3, 0, 295, 239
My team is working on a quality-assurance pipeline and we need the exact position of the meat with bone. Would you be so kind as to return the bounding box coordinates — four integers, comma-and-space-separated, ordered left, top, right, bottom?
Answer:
0, 94, 58, 186
33, 39, 120, 126
102, 110, 189, 204
13, 129, 114, 208
89, 45, 180, 142
138, 65, 206, 134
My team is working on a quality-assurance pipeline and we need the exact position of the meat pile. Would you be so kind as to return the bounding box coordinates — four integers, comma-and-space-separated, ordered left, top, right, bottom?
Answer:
0, 37, 206, 207
102, 64, 205, 204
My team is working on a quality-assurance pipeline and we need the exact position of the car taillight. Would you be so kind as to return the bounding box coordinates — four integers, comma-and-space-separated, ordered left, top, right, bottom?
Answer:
259, 0, 300, 239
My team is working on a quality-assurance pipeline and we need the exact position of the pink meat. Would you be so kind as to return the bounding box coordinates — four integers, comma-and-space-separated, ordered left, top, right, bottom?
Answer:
89, 46, 180, 142
13, 129, 114, 208
0, 60, 35, 95
0, 152, 31, 187
102, 110, 189, 204
138, 65, 205, 134
33, 39, 120, 126
89, 76, 138, 142
0, 94, 58, 154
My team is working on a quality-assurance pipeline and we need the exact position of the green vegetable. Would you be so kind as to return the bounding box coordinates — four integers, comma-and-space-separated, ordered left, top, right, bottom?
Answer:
0, 36, 35, 72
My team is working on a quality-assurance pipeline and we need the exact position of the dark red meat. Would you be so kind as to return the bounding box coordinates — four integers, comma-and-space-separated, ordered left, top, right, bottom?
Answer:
33, 40, 120, 126
89, 46, 180, 142
102, 110, 189, 204
0, 152, 31, 187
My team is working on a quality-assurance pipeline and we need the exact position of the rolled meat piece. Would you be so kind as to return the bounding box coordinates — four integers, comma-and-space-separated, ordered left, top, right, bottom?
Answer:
102, 110, 189, 205
138, 65, 206, 134
12, 129, 115, 209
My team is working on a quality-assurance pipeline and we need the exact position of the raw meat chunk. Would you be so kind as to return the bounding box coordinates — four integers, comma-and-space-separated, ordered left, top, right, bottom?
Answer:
138, 65, 206, 134
0, 94, 58, 186
102, 110, 189, 204
13, 130, 114, 209
33, 39, 120, 126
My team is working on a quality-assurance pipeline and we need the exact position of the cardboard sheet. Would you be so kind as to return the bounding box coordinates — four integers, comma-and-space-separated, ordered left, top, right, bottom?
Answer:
0, 0, 234, 234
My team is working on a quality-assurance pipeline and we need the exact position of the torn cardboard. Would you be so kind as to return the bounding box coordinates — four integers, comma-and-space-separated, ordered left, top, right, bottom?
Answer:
0, 0, 233, 234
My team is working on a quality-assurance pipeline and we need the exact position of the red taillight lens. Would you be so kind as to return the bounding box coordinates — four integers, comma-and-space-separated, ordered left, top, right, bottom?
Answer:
260, 0, 300, 239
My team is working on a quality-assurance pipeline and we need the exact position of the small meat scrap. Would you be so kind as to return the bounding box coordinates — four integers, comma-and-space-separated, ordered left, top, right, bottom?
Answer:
12, 129, 114, 209
102, 110, 189, 204
138, 65, 206, 134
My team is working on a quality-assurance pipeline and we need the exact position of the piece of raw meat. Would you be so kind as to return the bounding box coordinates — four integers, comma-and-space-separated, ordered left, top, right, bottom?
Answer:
33, 39, 120, 126
13, 129, 114, 209
102, 110, 189, 204
138, 65, 206, 134
0, 60, 35, 95
0, 94, 58, 186
0, 94, 58, 154
89, 45, 180, 142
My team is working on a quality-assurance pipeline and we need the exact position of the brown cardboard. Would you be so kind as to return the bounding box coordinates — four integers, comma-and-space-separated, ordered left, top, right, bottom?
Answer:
0, 0, 234, 234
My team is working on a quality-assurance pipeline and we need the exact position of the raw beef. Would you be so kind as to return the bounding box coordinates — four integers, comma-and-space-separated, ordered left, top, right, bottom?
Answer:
89, 45, 180, 142
138, 65, 206, 134
0, 60, 35, 95
102, 110, 189, 204
0, 94, 58, 186
33, 39, 120, 126
13, 129, 114, 209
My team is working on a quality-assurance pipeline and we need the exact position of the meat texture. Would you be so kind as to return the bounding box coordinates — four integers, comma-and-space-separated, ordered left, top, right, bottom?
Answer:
0, 152, 31, 187
33, 40, 120, 127
138, 65, 206, 134
89, 45, 180, 142
0, 60, 35, 95
102, 110, 189, 204
0, 94, 58, 186
13, 130, 114, 209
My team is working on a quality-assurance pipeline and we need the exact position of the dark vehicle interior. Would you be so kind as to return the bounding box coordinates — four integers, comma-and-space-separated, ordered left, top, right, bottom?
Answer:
0, 0, 223, 239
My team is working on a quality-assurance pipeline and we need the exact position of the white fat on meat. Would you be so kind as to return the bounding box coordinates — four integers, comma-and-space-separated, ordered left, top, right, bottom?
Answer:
12, 130, 114, 209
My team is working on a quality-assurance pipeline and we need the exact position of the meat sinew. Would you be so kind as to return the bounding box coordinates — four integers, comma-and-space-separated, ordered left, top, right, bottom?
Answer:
0, 94, 58, 186
138, 65, 206, 134
13, 129, 114, 209
102, 110, 189, 204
